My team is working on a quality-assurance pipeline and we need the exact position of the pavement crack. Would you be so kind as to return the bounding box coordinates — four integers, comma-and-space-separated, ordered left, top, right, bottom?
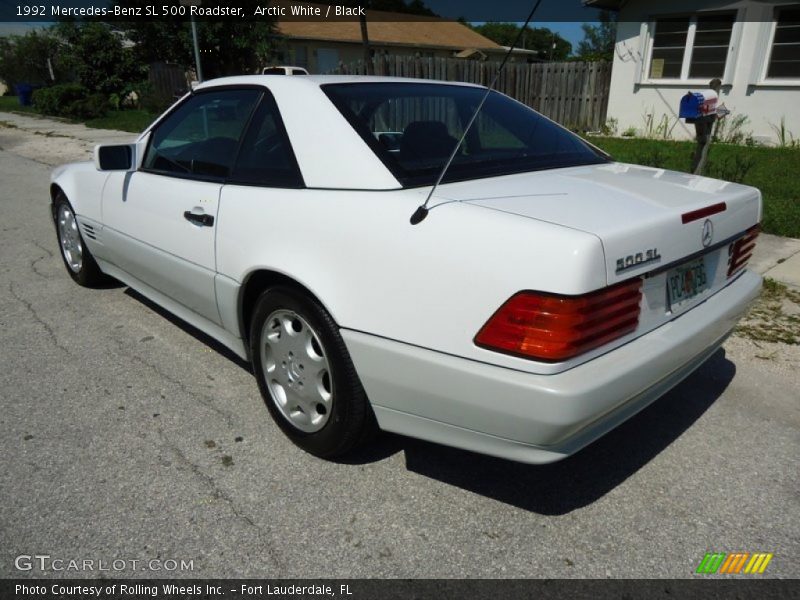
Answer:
29, 240, 55, 279
155, 428, 283, 571
8, 281, 69, 355
32, 239, 54, 257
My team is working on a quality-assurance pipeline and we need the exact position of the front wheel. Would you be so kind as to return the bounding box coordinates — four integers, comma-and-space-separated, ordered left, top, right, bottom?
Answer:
250, 286, 376, 458
54, 193, 103, 287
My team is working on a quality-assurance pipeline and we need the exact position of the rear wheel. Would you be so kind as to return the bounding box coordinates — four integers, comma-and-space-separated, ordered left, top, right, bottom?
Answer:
250, 286, 376, 458
54, 193, 103, 287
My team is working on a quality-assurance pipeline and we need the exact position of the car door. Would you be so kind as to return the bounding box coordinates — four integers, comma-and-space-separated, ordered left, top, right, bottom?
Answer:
215, 88, 306, 293
102, 88, 262, 325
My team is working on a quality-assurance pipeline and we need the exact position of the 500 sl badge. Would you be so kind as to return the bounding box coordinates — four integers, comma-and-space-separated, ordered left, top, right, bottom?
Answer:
616, 248, 661, 272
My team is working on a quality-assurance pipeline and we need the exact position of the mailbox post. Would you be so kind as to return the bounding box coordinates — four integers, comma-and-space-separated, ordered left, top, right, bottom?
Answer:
679, 78, 728, 175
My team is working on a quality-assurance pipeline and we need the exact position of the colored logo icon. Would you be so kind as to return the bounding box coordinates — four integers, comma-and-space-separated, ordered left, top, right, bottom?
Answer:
696, 552, 773, 574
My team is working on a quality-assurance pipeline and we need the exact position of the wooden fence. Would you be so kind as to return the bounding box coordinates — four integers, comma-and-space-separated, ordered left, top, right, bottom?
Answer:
333, 56, 612, 132
148, 62, 189, 100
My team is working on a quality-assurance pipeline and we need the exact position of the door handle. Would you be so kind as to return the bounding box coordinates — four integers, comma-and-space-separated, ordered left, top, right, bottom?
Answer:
183, 211, 214, 227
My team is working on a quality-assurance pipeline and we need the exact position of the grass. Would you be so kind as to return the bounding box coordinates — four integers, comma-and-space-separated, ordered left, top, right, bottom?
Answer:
735, 278, 800, 345
0, 95, 38, 113
84, 110, 158, 133
0, 95, 157, 133
591, 137, 800, 239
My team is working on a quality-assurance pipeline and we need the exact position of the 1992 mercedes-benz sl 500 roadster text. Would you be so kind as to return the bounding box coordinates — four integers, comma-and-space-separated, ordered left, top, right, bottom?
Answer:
50, 75, 762, 463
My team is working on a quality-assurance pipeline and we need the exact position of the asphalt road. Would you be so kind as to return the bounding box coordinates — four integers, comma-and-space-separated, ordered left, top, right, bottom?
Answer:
0, 147, 798, 579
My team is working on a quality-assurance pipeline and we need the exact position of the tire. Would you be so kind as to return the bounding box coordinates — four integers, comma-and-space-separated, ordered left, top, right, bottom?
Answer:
250, 285, 376, 458
54, 193, 103, 287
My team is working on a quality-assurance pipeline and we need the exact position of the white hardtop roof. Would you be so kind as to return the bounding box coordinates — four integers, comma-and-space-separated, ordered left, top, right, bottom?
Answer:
185, 75, 485, 190
194, 74, 485, 91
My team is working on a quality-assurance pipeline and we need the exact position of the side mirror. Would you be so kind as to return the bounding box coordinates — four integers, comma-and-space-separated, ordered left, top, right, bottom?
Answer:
94, 144, 134, 171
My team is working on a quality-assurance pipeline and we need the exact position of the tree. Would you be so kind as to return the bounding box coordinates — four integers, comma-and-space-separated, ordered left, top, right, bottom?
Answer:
113, 0, 277, 78
0, 30, 66, 90
577, 10, 617, 61
54, 21, 145, 97
470, 23, 572, 61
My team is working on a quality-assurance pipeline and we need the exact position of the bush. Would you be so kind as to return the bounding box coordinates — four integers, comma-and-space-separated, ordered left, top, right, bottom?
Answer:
32, 83, 87, 115
64, 94, 109, 119
32, 83, 108, 119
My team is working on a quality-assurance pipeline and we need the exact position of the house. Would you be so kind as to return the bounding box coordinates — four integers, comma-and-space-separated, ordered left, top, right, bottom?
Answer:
588, 0, 800, 144
270, 1, 505, 74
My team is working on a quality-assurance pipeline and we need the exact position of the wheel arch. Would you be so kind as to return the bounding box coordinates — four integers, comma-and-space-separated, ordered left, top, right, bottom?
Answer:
238, 268, 339, 349
49, 183, 65, 220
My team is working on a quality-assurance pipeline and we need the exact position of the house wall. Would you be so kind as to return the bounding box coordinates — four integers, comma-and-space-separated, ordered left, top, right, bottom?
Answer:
607, 0, 800, 144
277, 40, 455, 74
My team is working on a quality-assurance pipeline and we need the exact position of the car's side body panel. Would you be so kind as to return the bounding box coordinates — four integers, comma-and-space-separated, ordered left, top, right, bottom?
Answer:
214, 184, 608, 374
101, 171, 222, 324
50, 161, 109, 223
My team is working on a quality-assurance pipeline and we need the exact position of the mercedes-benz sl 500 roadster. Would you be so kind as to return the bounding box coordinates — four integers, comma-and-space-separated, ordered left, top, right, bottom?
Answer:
50, 75, 762, 463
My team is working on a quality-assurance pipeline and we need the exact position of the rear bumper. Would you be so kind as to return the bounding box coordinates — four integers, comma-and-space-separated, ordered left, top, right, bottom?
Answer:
342, 270, 762, 464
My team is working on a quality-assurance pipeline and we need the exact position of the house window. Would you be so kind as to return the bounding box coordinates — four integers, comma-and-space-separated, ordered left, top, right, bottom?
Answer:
650, 17, 689, 79
767, 6, 800, 78
648, 12, 736, 80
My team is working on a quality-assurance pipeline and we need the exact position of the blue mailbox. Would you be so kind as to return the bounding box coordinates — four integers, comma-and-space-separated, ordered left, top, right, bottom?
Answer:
679, 90, 718, 121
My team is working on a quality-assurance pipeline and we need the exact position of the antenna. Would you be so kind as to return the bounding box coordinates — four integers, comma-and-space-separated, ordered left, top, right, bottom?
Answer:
410, 0, 546, 225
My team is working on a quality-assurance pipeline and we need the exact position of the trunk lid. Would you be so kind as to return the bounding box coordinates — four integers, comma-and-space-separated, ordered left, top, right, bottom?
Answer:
439, 162, 762, 285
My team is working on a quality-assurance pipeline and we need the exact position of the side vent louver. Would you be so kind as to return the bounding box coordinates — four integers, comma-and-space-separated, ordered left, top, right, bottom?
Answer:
81, 223, 97, 241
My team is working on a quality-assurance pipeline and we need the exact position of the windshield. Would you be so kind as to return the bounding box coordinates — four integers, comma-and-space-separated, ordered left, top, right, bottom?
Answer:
322, 82, 608, 187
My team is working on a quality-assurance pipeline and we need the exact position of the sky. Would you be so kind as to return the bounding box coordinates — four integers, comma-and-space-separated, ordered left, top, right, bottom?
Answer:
471, 21, 588, 52
536, 22, 586, 51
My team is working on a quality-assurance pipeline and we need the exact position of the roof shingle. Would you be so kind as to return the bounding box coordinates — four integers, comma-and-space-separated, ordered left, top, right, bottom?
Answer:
274, 1, 502, 50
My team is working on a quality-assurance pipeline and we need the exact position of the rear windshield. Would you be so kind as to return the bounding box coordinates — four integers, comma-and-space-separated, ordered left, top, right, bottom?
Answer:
322, 82, 608, 187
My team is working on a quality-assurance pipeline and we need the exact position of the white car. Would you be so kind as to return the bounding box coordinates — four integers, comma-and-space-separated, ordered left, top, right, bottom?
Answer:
262, 66, 309, 75
50, 75, 762, 463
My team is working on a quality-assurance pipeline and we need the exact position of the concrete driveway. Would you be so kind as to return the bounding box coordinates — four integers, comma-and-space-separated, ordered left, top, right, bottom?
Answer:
0, 118, 798, 579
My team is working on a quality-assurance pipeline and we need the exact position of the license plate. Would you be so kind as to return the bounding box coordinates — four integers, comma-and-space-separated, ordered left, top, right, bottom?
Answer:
667, 257, 709, 310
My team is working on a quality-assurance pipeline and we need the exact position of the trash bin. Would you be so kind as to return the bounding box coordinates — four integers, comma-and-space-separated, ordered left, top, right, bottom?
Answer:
15, 84, 33, 106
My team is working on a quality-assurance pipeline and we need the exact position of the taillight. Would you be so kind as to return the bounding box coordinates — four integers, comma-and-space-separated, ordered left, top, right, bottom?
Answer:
728, 224, 760, 278
474, 278, 643, 362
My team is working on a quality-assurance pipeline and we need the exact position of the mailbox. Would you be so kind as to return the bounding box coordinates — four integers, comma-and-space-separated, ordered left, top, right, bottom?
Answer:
679, 90, 718, 122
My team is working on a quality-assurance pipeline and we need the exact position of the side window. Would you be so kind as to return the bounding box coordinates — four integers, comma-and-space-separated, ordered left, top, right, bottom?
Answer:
230, 93, 304, 188
143, 89, 261, 179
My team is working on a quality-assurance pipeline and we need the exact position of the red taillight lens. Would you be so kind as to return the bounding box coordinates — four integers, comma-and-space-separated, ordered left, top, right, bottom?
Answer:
728, 224, 760, 278
474, 278, 643, 362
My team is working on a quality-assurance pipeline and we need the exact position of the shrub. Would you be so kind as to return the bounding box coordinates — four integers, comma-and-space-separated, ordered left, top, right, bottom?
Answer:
713, 114, 751, 145
32, 83, 87, 115
601, 117, 619, 136
32, 83, 108, 119
63, 94, 109, 119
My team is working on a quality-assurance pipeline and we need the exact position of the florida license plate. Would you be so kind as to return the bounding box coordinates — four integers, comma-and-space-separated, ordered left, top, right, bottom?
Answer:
667, 257, 709, 310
